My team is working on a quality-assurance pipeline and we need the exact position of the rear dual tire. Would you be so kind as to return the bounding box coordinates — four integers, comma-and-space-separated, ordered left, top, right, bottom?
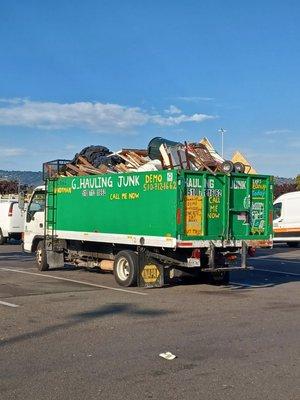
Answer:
0, 229, 7, 245
113, 250, 138, 287
208, 270, 230, 285
174, 268, 230, 285
287, 242, 299, 248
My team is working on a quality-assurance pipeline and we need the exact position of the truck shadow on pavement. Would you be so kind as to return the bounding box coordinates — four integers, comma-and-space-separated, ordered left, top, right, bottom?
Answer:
0, 252, 34, 262
0, 303, 172, 348
228, 261, 300, 289
228, 275, 300, 290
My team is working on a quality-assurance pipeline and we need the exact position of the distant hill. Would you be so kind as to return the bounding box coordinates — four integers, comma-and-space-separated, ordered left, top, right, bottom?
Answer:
0, 170, 43, 187
0, 170, 296, 189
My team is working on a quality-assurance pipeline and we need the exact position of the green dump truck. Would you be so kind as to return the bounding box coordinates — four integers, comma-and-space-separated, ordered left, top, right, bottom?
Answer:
23, 164, 273, 287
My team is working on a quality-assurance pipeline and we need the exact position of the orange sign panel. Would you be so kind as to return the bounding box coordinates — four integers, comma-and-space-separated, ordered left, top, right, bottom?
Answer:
185, 195, 203, 236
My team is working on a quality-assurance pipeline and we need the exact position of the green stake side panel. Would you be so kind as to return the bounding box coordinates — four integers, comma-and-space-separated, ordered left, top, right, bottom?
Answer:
46, 170, 273, 247
47, 170, 179, 245
181, 172, 273, 241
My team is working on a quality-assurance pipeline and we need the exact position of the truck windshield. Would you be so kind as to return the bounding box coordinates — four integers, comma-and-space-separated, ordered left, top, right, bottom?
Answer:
28, 191, 45, 213
273, 202, 282, 220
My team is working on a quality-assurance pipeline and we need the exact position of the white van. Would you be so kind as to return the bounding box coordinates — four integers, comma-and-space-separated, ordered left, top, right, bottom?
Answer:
273, 191, 300, 247
0, 200, 25, 244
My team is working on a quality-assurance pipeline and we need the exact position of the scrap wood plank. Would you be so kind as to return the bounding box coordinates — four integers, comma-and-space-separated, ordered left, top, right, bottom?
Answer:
66, 163, 88, 176
117, 153, 138, 168
117, 150, 149, 167
127, 152, 145, 166
77, 156, 95, 168
184, 141, 191, 169
78, 164, 101, 175
130, 152, 149, 165
113, 165, 123, 172
97, 164, 109, 173
190, 157, 204, 170
124, 152, 144, 167
121, 149, 148, 157
116, 163, 129, 172
159, 143, 191, 170
189, 143, 218, 166
188, 151, 216, 174
126, 154, 140, 168
76, 163, 110, 175
159, 144, 172, 169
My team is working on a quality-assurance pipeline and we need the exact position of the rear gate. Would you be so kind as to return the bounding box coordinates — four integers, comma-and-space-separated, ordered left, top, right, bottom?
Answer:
182, 172, 229, 241
181, 171, 272, 242
230, 175, 273, 240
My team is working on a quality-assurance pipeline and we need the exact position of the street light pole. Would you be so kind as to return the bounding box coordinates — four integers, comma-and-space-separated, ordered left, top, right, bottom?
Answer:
218, 128, 226, 158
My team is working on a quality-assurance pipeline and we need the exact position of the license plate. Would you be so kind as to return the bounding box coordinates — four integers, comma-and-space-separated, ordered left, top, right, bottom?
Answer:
187, 258, 201, 267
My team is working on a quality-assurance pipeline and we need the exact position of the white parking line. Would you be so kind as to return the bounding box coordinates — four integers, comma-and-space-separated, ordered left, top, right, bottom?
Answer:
0, 267, 147, 296
0, 300, 19, 308
230, 282, 253, 288
230, 282, 273, 288
251, 258, 300, 264
0, 255, 33, 258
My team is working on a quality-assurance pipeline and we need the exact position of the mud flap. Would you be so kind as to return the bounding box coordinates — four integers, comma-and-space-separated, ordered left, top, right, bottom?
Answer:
137, 249, 166, 288
46, 250, 64, 268
45, 239, 65, 268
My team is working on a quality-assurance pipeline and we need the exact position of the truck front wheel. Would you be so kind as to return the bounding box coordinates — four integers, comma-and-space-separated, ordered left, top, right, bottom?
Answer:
287, 242, 299, 248
0, 229, 7, 245
36, 240, 49, 271
114, 250, 138, 287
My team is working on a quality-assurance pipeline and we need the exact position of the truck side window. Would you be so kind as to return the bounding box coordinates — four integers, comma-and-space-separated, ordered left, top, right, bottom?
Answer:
273, 202, 282, 220
28, 192, 45, 214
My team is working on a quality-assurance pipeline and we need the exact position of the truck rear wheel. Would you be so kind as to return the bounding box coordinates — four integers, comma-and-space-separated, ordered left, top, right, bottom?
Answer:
36, 240, 49, 271
114, 250, 138, 287
208, 270, 230, 285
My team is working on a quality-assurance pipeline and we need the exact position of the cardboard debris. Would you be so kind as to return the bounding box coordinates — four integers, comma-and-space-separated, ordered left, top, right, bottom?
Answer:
200, 137, 225, 164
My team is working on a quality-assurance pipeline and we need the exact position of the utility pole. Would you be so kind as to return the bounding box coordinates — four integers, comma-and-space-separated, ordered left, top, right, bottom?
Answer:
218, 128, 226, 158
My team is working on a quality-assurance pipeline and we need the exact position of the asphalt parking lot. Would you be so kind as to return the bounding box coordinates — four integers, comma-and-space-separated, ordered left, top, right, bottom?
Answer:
0, 243, 299, 400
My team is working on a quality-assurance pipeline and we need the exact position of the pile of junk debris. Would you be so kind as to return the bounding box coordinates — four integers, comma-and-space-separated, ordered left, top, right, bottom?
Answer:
45, 137, 252, 178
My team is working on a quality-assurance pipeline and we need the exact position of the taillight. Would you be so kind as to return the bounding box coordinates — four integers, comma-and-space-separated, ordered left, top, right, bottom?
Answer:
192, 249, 201, 259
226, 254, 237, 261
8, 203, 13, 217
248, 247, 256, 257
269, 210, 273, 225
177, 208, 181, 224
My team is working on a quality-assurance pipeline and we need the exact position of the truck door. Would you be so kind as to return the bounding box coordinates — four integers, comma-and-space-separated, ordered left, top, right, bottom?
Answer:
23, 190, 45, 252
230, 175, 272, 240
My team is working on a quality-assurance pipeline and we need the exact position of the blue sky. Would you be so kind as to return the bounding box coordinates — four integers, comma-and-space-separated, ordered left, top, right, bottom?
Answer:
0, 0, 299, 177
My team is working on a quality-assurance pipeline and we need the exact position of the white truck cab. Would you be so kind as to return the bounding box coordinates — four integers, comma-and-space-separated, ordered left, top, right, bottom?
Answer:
23, 186, 46, 252
273, 191, 300, 247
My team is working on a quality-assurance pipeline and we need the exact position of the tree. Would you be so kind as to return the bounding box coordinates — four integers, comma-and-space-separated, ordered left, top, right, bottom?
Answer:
0, 180, 18, 195
274, 183, 297, 199
296, 174, 300, 191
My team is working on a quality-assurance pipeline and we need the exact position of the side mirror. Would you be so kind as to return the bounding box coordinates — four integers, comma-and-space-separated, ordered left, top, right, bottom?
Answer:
26, 211, 33, 223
